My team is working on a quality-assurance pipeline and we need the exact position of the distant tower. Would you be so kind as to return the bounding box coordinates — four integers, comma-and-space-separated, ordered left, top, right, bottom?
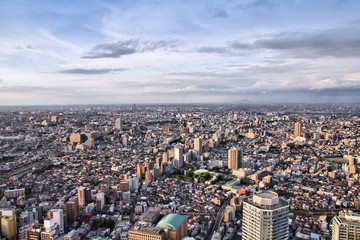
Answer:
228, 147, 242, 170
194, 138, 203, 155
115, 118, 123, 131
294, 122, 301, 137
77, 186, 85, 207
243, 191, 289, 240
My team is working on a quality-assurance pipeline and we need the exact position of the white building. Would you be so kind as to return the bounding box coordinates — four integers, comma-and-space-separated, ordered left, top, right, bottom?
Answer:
173, 147, 184, 168
242, 191, 289, 240
42, 219, 59, 240
4, 188, 25, 198
48, 209, 64, 234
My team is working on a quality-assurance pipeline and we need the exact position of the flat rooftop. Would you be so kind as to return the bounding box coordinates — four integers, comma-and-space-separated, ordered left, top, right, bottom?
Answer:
245, 191, 289, 210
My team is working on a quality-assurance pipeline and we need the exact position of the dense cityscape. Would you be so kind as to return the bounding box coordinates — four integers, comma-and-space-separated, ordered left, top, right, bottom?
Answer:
0, 103, 359, 240
1, 0, 360, 239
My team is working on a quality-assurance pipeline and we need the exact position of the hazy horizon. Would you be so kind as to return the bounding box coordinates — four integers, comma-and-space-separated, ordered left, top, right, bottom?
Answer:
1, 0, 360, 105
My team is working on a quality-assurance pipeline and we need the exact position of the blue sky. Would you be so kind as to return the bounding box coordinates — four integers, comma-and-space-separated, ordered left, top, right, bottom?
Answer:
0, 0, 360, 105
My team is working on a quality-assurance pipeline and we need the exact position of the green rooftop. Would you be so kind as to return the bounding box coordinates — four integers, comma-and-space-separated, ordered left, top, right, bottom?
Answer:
156, 214, 186, 231
223, 179, 239, 187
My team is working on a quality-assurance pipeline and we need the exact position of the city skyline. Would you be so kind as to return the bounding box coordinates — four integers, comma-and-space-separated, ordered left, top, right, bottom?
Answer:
1, 0, 360, 105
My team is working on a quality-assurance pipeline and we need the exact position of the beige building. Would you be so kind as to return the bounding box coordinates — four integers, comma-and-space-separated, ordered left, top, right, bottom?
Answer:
1, 214, 17, 240
69, 133, 87, 144
194, 137, 203, 155
228, 147, 242, 170
332, 210, 360, 240
128, 229, 165, 240
294, 122, 302, 137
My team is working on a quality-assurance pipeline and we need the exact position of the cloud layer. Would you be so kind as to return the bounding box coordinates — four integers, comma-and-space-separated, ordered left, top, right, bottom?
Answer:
59, 68, 127, 74
83, 39, 179, 58
0, 0, 360, 104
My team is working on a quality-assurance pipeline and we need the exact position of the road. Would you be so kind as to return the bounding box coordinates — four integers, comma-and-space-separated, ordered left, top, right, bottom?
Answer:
206, 198, 230, 240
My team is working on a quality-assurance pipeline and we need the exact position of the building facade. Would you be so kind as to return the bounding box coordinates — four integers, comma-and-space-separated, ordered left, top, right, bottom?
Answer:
294, 122, 302, 137
332, 210, 360, 240
66, 200, 79, 224
243, 191, 289, 240
194, 137, 203, 155
228, 147, 242, 170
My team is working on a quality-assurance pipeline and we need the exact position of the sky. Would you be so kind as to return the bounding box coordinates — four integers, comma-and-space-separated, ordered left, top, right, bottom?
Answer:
0, 0, 360, 105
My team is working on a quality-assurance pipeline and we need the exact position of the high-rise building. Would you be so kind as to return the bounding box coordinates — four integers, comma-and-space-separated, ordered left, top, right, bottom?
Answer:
228, 147, 242, 170
243, 191, 289, 240
223, 206, 235, 223
1, 214, 17, 240
48, 209, 64, 234
115, 118, 123, 131
96, 192, 105, 211
84, 188, 92, 203
332, 210, 360, 240
173, 147, 184, 168
194, 138, 203, 155
77, 186, 86, 207
65, 201, 79, 224
137, 163, 143, 178
294, 122, 302, 137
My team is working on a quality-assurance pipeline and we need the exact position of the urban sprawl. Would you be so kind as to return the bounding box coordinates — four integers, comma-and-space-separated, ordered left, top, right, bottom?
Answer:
0, 103, 359, 240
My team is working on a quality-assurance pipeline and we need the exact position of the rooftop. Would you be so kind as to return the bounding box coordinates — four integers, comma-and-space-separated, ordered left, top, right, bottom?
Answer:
129, 222, 164, 236
156, 214, 186, 231
245, 191, 289, 210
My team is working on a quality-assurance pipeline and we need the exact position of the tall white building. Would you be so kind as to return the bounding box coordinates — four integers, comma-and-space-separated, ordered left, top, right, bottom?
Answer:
48, 209, 64, 234
243, 191, 289, 240
173, 147, 184, 168
332, 210, 360, 240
